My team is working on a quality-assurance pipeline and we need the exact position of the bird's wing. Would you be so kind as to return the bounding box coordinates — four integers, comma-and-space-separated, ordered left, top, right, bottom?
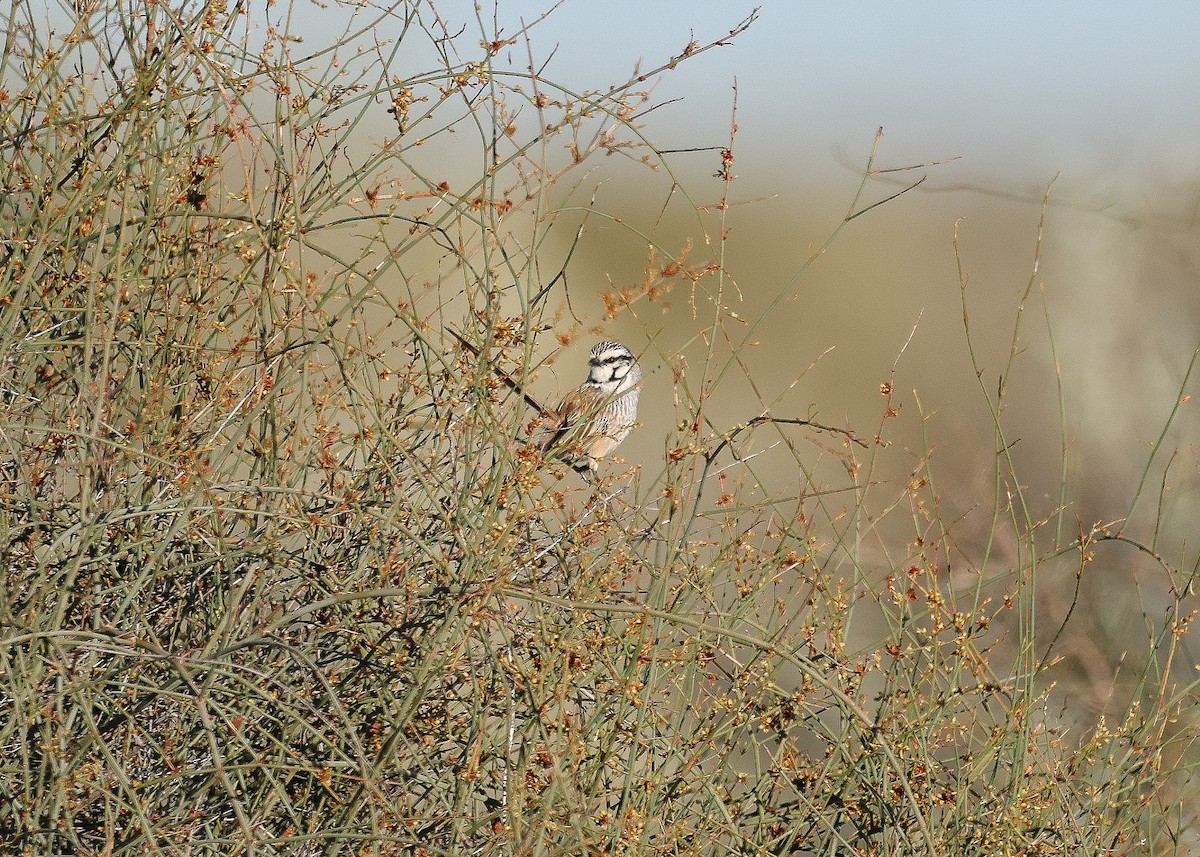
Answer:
536, 386, 606, 455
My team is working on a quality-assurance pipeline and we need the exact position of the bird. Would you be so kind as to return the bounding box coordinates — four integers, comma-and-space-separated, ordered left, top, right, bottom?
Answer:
536, 341, 642, 475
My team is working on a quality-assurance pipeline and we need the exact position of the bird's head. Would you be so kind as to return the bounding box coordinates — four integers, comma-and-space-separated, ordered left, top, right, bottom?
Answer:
585, 341, 641, 394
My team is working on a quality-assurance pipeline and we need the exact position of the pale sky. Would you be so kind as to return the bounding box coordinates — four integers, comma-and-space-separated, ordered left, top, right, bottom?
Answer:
474, 2, 1200, 191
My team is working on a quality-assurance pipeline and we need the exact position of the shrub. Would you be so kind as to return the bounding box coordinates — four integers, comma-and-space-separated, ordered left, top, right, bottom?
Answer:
0, 2, 1195, 855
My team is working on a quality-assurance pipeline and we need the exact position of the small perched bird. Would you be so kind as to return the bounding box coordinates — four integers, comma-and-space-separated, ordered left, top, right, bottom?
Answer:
537, 341, 642, 475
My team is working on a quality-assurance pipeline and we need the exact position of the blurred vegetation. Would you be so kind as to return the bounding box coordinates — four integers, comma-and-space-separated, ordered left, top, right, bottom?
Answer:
1, 1, 1197, 855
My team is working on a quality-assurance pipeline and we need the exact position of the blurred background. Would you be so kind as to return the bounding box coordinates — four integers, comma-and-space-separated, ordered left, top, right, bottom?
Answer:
291, 2, 1200, 689
509, 1, 1200, 520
